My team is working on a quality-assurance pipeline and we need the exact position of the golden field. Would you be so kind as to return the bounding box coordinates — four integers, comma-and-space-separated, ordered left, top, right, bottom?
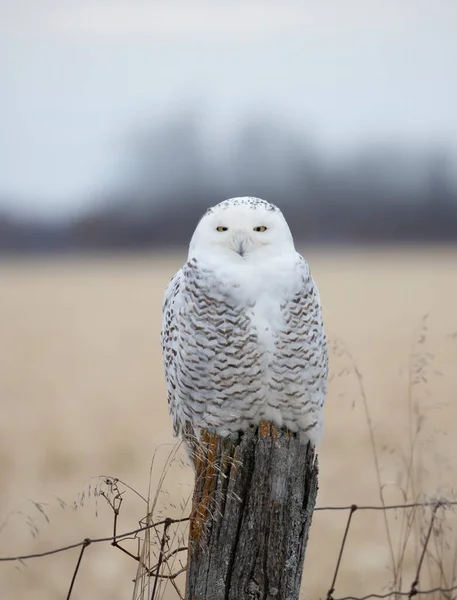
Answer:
1, 248, 456, 599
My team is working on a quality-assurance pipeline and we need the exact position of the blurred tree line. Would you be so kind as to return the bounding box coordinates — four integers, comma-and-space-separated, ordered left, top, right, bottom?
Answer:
1, 113, 456, 252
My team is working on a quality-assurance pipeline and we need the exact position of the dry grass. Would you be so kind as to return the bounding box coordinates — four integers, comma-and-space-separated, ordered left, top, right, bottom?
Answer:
0, 247, 456, 599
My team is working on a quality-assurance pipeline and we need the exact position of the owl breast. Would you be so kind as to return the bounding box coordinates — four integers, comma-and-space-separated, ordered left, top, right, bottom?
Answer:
172, 255, 326, 445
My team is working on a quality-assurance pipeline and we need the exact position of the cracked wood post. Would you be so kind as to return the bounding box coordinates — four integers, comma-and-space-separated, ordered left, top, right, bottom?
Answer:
186, 422, 319, 600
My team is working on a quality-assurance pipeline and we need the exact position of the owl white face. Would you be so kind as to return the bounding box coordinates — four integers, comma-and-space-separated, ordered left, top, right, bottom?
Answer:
189, 197, 295, 260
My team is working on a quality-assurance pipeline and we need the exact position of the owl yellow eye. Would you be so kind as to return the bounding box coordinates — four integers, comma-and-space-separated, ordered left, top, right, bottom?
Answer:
254, 226, 267, 232
216, 226, 228, 232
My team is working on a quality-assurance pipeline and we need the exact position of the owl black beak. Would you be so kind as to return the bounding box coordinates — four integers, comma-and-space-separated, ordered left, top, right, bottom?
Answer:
236, 240, 245, 257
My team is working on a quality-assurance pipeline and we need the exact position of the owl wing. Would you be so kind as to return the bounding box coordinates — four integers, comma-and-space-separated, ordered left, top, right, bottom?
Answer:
303, 258, 329, 400
294, 255, 328, 442
161, 269, 185, 437
269, 255, 328, 446
161, 269, 200, 461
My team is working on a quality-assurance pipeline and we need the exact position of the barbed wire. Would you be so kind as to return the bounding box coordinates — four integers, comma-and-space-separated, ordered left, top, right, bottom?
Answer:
334, 587, 457, 600
1, 499, 457, 600
315, 500, 457, 511
0, 517, 188, 563
324, 499, 457, 600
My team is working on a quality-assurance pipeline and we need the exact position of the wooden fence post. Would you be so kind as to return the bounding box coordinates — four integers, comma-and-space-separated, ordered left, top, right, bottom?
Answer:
186, 422, 319, 600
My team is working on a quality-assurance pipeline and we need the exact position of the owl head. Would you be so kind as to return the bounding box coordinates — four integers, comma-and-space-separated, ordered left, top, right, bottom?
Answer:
189, 197, 295, 261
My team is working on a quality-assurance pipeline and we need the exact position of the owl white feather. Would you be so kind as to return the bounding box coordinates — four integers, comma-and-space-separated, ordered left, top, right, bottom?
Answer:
161, 197, 328, 455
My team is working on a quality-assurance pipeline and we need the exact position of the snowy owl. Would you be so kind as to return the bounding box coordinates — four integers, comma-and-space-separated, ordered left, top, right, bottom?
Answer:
161, 197, 328, 457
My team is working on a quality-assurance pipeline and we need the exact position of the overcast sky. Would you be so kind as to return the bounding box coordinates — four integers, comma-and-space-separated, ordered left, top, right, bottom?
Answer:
1, 0, 457, 219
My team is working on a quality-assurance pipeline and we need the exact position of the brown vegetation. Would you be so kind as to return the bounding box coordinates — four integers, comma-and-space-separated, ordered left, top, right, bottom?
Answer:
0, 247, 456, 599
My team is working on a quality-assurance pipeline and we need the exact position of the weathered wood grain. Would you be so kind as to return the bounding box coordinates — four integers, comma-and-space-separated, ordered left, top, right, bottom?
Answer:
186, 423, 319, 600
